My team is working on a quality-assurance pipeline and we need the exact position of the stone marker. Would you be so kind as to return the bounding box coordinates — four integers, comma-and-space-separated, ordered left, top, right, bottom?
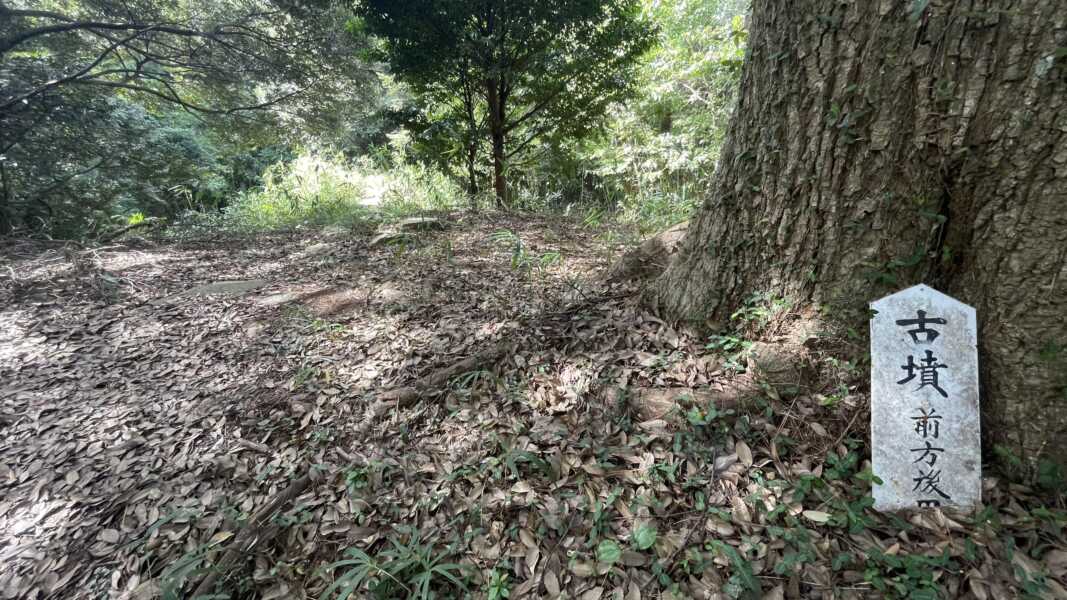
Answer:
181, 279, 268, 297
870, 284, 980, 511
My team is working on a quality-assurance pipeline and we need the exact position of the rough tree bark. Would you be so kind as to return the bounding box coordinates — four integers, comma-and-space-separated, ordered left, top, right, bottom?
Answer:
654, 1, 1067, 467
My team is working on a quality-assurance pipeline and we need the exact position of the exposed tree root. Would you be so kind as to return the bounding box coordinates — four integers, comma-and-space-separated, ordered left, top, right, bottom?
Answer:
191, 469, 314, 598
361, 344, 514, 426
358, 292, 632, 430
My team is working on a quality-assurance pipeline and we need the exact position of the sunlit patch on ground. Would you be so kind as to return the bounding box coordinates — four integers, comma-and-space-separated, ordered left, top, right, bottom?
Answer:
0, 213, 640, 597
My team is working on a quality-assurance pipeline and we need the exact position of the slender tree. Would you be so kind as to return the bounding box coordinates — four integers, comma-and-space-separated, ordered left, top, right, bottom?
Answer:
356, 0, 654, 206
654, 0, 1067, 469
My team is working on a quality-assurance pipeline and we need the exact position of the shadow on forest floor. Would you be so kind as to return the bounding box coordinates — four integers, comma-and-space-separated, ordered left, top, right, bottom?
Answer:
0, 212, 1064, 599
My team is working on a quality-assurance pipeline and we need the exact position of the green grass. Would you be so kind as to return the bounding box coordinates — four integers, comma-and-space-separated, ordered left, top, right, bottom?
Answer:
168, 154, 465, 237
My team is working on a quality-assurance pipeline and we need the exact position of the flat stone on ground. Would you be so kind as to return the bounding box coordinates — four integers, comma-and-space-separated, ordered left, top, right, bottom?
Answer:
397, 217, 444, 231
370, 232, 414, 246
257, 291, 302, 306
298, 243, 334, 258
181, 279, 268, 297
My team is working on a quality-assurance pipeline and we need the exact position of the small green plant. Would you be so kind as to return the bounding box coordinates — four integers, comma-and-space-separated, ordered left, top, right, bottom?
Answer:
730, 291, 792, 329
862, 547, 955, 599
290, 364, 320, 390
486, 568, 511, 600
345, 461, 391, 496
489, 229, 528, 269
767, 525, 817, 577
483, 436, 550, 482
582, 207, 605, 229
633, 523, 658, 551
160, 545, 214, 600
708, 540, 761, 599
450, 369, 496, 393
321, 528, 470, 600
816, 383, 850, 407
586, 488, 622, 541
488, 229, 562, 276
706, 334, 752, 372
537, 251, 563, 272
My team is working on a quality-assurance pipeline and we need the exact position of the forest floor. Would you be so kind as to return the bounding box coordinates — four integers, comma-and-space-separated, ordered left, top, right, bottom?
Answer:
1, 212, 1065, 600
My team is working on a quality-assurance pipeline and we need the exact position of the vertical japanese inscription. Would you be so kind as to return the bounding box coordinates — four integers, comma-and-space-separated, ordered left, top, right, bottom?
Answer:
870, 285, 981, 511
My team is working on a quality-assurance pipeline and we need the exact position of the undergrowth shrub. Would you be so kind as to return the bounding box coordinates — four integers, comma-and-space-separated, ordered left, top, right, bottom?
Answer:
377, 161, 466, 220
225, 153, 370, 231
167, 153, 464, 237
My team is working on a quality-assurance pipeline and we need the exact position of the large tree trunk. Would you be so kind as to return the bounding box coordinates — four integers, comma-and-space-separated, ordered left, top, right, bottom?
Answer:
655, 0, 1067, 468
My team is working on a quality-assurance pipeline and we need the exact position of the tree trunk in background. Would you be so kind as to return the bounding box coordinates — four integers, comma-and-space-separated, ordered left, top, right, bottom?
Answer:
460, 63, 480, 211
654, 1, 1067, 468
0, 161, 12, 234
487, 78, 508, 208
466, 143, 479, 209
490, 132, 505, 208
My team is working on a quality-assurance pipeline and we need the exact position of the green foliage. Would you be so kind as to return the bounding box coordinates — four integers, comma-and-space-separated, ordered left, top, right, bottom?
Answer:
2, 0, 747, 238
862, 548, 955, 599
482, 436, 551, 483
321, 528, 471, 600
708, 539, 761, 599
1038, 459, 1067, 495
633, 523, 658, 550
538, 0, 749, 230
486, 568, 510, 600
730, 291, 792, 329
223, 153, 369, 231
169, 153, 462, 236
705, 334, 753, 372
596, 539, 623, 566
489, 229, 564, 276
1, 0, 376, 237
159, 544, 215, 600
356, 0, 657, 206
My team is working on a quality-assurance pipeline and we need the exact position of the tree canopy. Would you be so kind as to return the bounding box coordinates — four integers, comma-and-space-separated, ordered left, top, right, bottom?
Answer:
355, 0, 656, 205
0, 0, 375, 235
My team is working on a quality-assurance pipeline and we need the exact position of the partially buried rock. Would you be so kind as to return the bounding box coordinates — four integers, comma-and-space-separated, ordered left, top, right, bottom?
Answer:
746, 341, 807, 398
397, 216, 445, 231
627, 386, 747, 424
180, 279, 267, 297
370, 231, 414, 247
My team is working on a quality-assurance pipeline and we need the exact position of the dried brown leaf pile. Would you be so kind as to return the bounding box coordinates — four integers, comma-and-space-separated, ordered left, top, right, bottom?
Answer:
0, 213, 1064, 600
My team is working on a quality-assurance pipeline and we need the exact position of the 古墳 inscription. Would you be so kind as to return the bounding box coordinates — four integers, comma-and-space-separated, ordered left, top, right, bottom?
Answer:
870, 285, 981, 511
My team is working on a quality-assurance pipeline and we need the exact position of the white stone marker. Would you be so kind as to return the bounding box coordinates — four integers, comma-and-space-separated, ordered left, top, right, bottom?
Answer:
870, 284, 981, 511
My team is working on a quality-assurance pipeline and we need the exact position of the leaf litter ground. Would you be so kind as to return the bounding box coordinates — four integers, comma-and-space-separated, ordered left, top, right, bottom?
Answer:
1, 213, 1065, 600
